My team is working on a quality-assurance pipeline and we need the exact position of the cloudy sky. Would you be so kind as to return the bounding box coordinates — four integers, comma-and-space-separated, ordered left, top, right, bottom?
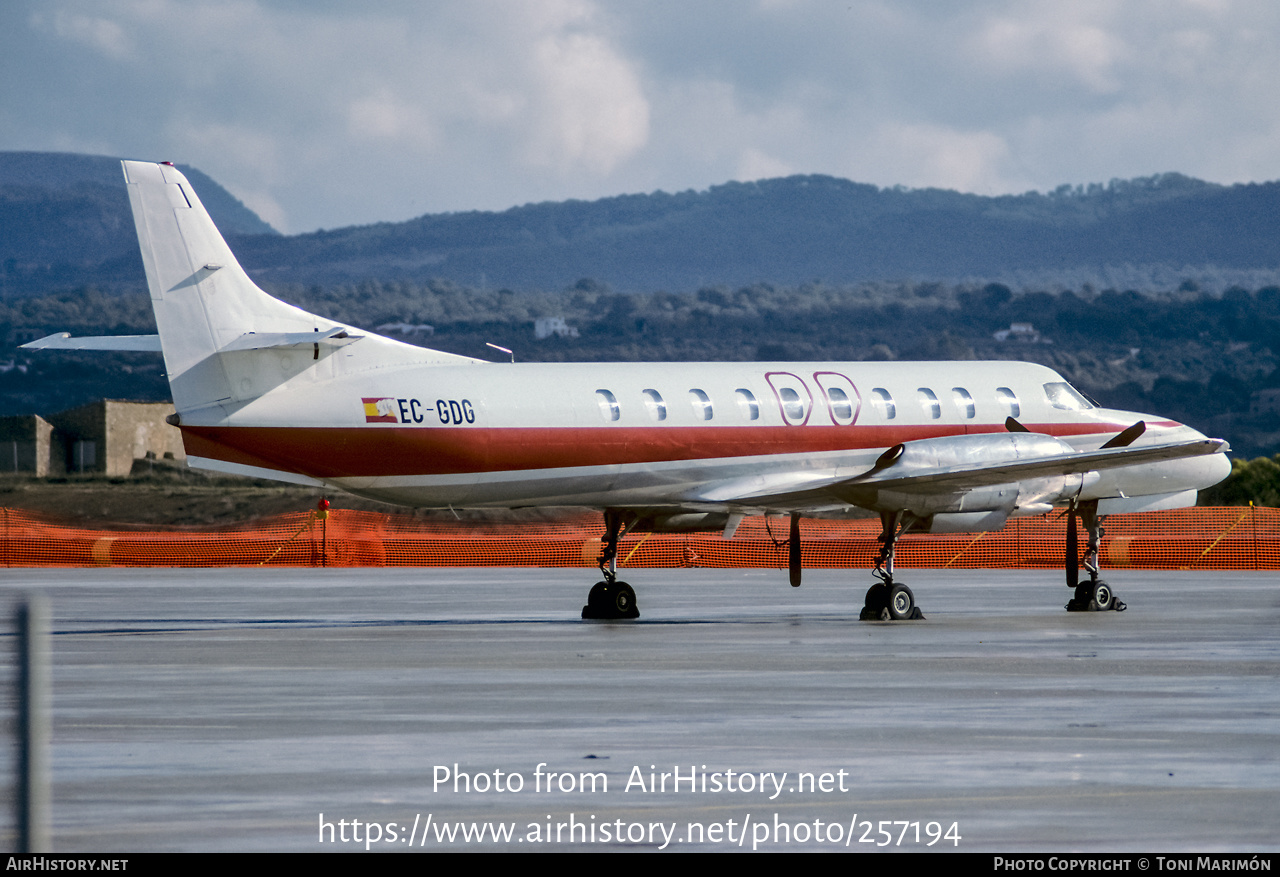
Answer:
2, 0, 1278, 233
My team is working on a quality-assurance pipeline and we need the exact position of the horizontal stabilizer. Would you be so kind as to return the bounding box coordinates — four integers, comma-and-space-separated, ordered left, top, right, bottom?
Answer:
21, 332, 162, 352
218, 327, 364, 353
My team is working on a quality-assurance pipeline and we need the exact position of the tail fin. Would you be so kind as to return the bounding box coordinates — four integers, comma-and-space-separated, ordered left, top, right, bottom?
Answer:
122, 160, 476, 414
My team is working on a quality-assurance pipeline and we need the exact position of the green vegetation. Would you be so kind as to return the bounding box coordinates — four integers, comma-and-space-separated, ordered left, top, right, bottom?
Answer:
4, 279, 1278, 464
1199, 455, 1280, 507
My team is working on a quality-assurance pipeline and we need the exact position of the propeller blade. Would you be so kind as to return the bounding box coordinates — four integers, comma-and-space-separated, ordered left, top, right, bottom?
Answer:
1066, 503, 1079, 589
1100, 420, 1146, 449
1005, 416, 1030, 433
789, 513, 802, 587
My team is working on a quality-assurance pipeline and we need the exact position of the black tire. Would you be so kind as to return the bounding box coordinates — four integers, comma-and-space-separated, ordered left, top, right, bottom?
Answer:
864, 583, 888, 613
587, 581, 609, 608
582, 581, 610, 619
1092, 582, 1113, 611
887, 583, 915, 621
613, 582, 637, 616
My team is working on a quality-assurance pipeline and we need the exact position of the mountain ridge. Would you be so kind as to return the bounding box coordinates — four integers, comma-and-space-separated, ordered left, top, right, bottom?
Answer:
3, 151, 1279, 294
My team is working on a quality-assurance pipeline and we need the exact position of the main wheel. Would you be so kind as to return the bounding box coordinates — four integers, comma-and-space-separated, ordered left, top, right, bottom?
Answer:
1092, 582, 1113, 611
864, 583, 888, 612
582, 581, 639, 619
887, 583, 915, 620
860, 582, 889, 620
582, 581, 611, 619
612, 582, 637, 617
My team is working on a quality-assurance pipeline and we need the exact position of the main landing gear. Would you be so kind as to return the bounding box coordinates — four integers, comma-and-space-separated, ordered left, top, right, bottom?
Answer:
582, 510, 640, 620
1064, 499, 1126, 613
860, 511, 925, 621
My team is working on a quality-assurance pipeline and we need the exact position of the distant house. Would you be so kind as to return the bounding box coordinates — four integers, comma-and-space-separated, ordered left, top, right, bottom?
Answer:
534, 317, 579, 340
993, 322, 1049, 344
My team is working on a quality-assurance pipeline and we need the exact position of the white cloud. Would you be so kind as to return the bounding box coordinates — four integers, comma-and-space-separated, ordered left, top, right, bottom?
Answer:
971, 12, 1127, 94
736, 148, 793, 182
6, 0, 1280, 231
346, 89, 436, 150
41, 10, 134, 60
856, 122, 1019, 194
520, 29, 650, 175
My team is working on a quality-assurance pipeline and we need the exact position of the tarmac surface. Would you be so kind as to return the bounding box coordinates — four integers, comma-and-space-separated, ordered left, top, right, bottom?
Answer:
0, 567, 1277, 852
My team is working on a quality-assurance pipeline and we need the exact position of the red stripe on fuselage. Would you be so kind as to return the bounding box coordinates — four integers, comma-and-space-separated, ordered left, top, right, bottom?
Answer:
179, 421, 1150, 479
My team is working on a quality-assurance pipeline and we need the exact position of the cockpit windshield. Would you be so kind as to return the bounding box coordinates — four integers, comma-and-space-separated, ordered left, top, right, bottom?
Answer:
1042, 381, 1094, 411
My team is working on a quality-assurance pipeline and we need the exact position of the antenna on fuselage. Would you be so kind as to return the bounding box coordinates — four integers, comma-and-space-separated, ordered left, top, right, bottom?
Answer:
486, 343, 514, 363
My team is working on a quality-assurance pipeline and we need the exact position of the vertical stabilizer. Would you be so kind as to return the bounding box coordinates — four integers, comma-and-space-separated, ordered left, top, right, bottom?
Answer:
122, 160, 331, 411
123, 159, 483, 416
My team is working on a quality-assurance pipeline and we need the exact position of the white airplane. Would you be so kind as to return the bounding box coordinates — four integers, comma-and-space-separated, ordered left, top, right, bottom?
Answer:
25, 160, 1231, 620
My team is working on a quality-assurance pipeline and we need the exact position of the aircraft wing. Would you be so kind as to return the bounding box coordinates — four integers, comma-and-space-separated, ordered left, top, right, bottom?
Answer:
702, 436, 1229, 511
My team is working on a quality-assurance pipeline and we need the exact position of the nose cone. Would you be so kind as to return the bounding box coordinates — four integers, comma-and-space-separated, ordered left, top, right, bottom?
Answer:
1201, 448, 1233, 490
1111, 412, 1233, 494
1165, 421, 1232, 491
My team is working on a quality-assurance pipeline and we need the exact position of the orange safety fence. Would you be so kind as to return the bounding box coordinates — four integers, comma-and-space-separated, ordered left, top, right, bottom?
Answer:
0, 506, 1276, 570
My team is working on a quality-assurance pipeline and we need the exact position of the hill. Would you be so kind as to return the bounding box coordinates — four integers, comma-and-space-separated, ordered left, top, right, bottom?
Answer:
3, 152, 1280, 294
0, 151, 277, 290
232, 173, 1280, 292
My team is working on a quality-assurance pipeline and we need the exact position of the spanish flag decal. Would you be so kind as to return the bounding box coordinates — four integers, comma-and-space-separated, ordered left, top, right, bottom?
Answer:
363, 397, 398, 423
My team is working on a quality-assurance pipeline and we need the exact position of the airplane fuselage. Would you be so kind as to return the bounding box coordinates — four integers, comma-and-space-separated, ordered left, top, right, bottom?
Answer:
177, 358, 1227, 514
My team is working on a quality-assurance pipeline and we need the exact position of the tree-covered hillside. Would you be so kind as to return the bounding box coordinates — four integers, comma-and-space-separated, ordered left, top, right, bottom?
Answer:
0, 152, 276, 283
4, 279, 1277, 459
229, 173, 1280, 291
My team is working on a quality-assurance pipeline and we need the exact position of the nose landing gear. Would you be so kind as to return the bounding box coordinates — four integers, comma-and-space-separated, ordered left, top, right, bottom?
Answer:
1065, 499, 1126, 612
582, 510, 640, 620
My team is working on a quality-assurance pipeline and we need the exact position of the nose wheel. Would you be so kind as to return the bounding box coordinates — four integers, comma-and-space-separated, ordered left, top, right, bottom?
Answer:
582, 510, 641, 620
1065, 500, 1126, 612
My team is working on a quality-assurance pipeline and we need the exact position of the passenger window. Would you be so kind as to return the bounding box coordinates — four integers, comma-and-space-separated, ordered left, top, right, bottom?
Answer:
642, 389, 667, 421
826, 387, 853, 421
689, 389, 713, 421
918, 388, 941, 419
735, 389, 760, 421
996, 387, 1020, 418
1043, 382, 1092, 411
595, 389, 620, 422
870, 388, 896, 419
952, 387, 975, 419
779, 387, 807, 421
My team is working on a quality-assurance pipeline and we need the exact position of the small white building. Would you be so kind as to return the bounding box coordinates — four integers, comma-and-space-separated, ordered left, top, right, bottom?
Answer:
534, 317, 579, 340
993, 322, 1048, 343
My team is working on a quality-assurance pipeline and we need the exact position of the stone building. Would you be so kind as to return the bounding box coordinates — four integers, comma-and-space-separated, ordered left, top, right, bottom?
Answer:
0, 400, 185, 477
0, 414, 66, 476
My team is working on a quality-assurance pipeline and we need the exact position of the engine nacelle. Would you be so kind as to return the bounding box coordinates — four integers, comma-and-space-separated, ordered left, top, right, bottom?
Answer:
635, 511, 732, 533
915, 510, 1011, 533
